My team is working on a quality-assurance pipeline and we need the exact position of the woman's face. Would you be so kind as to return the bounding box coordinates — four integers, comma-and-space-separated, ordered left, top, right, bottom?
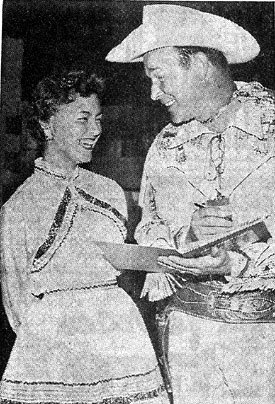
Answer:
47, 93, 102, 169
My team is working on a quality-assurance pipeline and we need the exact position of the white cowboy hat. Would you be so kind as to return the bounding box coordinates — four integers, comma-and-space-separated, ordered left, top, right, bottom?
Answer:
106, 4, 260, 64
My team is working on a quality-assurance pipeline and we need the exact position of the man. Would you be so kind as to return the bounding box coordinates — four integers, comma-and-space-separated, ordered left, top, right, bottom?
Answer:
106, 4, 275, 404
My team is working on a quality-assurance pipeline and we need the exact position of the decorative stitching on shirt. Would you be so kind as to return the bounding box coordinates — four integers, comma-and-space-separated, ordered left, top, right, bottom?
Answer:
166, 165, 207, 197
228, 155, 275, 197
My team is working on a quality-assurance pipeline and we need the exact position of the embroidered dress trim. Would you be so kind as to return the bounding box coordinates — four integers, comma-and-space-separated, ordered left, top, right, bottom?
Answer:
32, 186, 127, 272
31, 280, 119, 299
2, 366, 160, 387
0, 384, 166, 404
32, 190, 78, 273
1, 383, 166, 404
76, 188, 127, 226
34, 158, 80, 181
35, 166, 67, 180
34, 187, 72, 263
1, 367, 166, 404
80, 205, 127, 240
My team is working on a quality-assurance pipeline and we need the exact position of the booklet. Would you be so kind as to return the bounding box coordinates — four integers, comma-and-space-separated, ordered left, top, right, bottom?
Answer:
96, 242, 181, 273
96, 217, 271, 273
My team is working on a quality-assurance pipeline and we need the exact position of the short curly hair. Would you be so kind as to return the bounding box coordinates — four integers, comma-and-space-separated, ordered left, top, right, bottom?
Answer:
33, 70, 104, 123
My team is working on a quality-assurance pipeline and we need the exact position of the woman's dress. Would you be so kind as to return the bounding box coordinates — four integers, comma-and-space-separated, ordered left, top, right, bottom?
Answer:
0, 158, 169, 404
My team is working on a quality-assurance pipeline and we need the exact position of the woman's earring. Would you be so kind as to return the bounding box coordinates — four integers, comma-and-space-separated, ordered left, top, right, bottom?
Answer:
44, 128, 53, 141
39, 120, 54, 141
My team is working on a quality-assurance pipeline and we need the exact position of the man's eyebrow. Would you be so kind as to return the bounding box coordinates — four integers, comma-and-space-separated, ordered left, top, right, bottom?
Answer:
147, 66, 160, 71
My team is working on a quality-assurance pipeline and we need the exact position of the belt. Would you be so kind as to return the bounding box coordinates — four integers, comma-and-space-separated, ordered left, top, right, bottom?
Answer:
163, 280, 275, 323
155, 280, 275, 395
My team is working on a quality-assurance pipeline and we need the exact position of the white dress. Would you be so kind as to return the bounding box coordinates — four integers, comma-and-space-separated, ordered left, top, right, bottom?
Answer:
0, 158, 169, 404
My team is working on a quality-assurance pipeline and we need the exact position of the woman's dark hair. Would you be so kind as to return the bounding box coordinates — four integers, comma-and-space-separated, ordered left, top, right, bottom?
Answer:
33, 70, 104, 123
26, 70, 104, 145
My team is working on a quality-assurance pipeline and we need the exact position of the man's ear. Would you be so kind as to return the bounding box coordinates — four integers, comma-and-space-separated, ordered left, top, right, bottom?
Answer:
39, 118, 54, 141
191, 52, 211, 81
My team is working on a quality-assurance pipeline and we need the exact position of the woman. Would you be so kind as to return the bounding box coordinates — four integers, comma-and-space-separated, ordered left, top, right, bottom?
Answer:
0, 71, 169, 404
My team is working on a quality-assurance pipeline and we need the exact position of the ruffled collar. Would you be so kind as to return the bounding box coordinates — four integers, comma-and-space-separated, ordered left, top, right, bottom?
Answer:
165, 81, 265, 144
34, 157, 80, 182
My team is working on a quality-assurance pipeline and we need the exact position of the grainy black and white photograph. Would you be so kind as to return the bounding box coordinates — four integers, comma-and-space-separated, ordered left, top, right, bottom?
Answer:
0, 1, 275, 403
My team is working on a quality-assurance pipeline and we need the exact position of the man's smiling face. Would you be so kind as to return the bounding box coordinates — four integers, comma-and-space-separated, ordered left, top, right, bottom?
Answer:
143, 47, 200, 123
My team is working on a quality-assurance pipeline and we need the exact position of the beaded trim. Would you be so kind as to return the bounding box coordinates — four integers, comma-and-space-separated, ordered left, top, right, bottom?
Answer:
0, 384, 166, 404
2, 366, 160, 387
80, 205, 127, 241
32, 196, 78, 272
34, 187, 72, 263
31, 281, 118, 299
35, 165, 67, 180
32, 185, 127, 272
76, 188, 127, 226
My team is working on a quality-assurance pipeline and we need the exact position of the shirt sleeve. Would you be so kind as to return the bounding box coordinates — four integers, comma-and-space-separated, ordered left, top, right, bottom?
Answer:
134, 144, 174, 248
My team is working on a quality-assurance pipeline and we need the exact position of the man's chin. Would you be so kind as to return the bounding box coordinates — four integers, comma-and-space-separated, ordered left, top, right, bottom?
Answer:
169, 109, 193, 125
170, 114, 194, 125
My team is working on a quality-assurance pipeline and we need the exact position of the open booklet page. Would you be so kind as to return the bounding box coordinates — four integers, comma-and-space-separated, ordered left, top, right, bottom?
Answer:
96, 217, 271, 273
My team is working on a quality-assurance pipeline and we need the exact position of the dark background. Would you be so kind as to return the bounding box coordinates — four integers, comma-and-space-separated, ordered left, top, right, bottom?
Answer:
1, 0, 274, 378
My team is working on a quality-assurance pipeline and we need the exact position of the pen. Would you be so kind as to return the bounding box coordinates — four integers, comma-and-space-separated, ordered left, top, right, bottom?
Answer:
194, 202, 206, 209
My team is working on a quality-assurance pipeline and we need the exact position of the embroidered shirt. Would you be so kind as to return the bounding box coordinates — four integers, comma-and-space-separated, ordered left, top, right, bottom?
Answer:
135, 82, 275, 246
135, 82, 275, 294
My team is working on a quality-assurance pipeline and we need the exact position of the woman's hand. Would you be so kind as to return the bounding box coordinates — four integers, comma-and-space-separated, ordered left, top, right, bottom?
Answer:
158, 246, 231, 276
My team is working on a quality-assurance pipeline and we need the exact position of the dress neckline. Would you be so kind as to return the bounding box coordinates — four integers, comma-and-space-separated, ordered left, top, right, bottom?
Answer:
34, 157, 80, 181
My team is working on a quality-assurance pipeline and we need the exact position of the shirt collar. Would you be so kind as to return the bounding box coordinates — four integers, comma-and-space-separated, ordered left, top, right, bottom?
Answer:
34, 157, 80, 182
229, 81, 265, 139
168, 81, 264, 143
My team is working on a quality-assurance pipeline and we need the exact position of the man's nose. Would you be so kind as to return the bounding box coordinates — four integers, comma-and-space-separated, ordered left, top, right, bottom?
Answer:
151, 83, 162, 101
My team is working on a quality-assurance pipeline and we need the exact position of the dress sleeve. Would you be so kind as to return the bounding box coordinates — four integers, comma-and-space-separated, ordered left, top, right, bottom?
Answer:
0, 205, 30, 333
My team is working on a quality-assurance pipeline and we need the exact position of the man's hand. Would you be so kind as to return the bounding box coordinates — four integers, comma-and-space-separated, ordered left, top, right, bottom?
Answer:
190, 205, 233, 241
158, 246, 231, 276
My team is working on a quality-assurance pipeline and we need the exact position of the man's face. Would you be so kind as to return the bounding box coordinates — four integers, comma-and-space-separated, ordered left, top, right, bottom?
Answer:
49, 94, 102, 167
143, 47, 200, 123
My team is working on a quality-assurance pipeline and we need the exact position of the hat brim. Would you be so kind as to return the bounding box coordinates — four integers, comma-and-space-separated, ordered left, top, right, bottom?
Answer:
106, 6, 260, 64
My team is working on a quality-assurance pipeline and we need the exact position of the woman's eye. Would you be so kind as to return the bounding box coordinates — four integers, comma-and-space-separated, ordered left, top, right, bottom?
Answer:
78, 117, 88, 122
